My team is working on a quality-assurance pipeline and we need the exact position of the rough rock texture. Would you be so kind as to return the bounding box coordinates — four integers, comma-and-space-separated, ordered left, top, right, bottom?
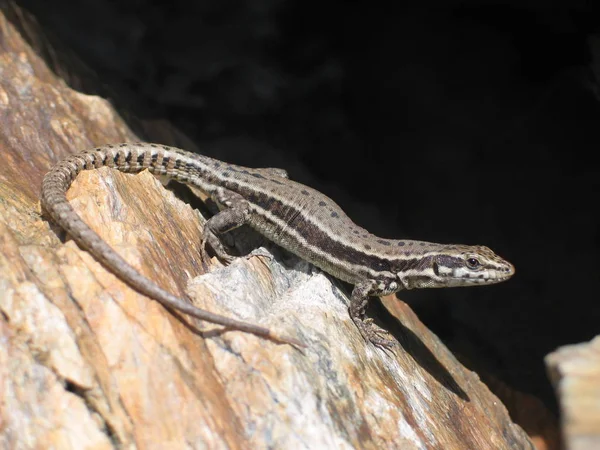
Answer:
0, 3, 535, 449
478, 374, 560, 450
546, 336, 600, 450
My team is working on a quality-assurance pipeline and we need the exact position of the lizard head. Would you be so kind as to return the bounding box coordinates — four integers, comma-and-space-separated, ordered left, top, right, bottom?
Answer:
397, 244, 515, 290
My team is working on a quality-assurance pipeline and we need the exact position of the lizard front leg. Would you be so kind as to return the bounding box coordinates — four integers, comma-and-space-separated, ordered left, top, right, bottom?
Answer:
349, 281, 398, 349
203, 187, 251, 264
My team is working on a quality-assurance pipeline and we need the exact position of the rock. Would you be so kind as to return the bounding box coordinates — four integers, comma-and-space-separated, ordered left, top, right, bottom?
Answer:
0, 3, 535, 449
546, 336, 600, 450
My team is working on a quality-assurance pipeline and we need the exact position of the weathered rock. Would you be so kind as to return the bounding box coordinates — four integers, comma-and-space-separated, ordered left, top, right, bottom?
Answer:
546, 336, 600, 450
0, 3, 535, 449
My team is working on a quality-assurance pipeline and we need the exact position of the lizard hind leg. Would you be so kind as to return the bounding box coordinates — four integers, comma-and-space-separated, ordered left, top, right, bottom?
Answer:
202, 187, 251, 264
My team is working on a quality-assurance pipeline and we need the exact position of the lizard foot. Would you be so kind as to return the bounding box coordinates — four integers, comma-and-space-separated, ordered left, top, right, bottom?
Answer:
355, 318, 398, 350
201, 238, 237, 266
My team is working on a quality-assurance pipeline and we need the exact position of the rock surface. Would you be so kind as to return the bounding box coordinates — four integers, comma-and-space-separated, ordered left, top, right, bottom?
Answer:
0, 3, 535, 449
546, 336, 600, 450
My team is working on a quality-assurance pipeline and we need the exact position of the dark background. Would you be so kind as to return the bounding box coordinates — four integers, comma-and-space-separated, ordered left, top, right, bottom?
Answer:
17, 0, 600, 417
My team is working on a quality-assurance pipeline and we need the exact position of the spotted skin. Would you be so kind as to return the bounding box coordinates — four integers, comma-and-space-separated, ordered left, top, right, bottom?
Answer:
41, 142, 515, 348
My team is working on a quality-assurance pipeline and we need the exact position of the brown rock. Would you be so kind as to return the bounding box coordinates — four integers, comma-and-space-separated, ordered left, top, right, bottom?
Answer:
546, 336, 600, 450
0, 3, 535, 449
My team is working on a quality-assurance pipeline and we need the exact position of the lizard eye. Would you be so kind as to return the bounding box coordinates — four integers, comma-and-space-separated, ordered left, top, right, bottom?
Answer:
466, 257, 481, 269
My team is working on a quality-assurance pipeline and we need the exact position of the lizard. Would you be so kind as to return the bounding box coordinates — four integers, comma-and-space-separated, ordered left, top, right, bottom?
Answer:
41, 142, 515, 348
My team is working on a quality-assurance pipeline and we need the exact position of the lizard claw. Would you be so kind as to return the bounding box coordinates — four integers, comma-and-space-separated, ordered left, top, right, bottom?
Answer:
218, 253, 237, 265
355, 318, 398, 349
201, 238, 237, 266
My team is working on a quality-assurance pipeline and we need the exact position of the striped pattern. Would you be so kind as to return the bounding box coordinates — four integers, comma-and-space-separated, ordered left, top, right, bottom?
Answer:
41, 142, 515, 346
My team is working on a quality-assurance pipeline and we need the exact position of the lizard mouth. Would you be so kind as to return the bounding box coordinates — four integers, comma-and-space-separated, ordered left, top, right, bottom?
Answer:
445, 266, 515, 285
432, 259, 515, 285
